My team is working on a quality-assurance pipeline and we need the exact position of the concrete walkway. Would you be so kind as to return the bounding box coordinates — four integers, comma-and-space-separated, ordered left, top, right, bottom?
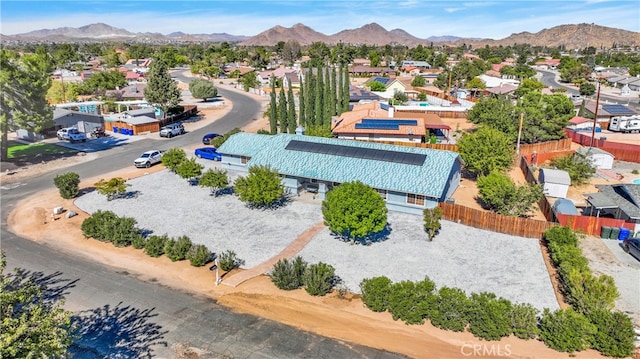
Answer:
222, 221, 326, 287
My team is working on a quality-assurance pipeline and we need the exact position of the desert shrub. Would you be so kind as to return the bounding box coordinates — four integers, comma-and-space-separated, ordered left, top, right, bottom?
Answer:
467, 292, 513, 341
360, 276, 393, 312
132, 235, 147, 249
587, 310, 636, 358
565, 270, 619, 315
164, 235, 192, 262
186, 244, 211, 267
539, 308, 596, 353
109, 216, 140, 247
218, 250, 242, 271
545, 226, 579, 248
386, 277, 436, 325
302, 262, 335, 296
429, 286, 470, 332
161, 148, 187, 173
270, 256, 307, 290
423, 207, 443, 241
509, 303, 539, 339
549, 244, 590, 276
53, 172, 80, 199
81, 210, 118, 241
550, 154, 595, 185
144, 234, 169, 257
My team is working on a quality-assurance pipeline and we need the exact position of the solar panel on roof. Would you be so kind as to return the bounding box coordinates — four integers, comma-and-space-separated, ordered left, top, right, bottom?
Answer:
602, 105, 635, 115
361, 119, 418, 126
285, 140, 426, 166
355, 123, 400, 130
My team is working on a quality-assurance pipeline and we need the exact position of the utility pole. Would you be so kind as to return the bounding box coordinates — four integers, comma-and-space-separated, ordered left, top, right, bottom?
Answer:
516, 112, 524, 155
590, 82, 601, 148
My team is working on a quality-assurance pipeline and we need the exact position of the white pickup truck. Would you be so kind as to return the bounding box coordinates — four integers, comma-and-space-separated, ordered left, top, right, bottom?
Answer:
57, 127, 87, 143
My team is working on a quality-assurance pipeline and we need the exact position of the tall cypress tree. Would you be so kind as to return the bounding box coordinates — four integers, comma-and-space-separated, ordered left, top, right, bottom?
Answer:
306, 69, 316, 127
329, 67, 337, 116
337, 65, 344, 115
299, 73, 306, 127
342, 65, 350, 113
314, 66, 323, 127
323, 67, 332, 126
287, 85, 297, 133
269, 77, 277, 134
278, 86, 288, 133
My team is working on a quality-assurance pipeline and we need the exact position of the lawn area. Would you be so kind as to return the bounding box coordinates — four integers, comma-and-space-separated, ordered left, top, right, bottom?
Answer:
6, 140, 76, 159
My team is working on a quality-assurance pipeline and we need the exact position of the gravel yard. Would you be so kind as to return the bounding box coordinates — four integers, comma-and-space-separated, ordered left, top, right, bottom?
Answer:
75, 161, 559, 311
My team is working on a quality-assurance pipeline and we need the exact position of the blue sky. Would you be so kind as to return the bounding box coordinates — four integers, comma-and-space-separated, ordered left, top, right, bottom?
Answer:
1, 1, 638, 39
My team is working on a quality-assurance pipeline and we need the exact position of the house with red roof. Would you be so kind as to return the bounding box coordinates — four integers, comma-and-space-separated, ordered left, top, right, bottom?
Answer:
568, 115, 601, 132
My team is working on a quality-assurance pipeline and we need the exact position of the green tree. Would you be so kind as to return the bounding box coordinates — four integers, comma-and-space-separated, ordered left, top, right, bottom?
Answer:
565, 270, 619, 315
199, 168, 229, 197
83, 70, 126, 93
240, 71, 259, 92
1, 49, 54, 161
550, 154, 596, 185
161, 148, 187, 173
188, 78, 217, 101
302, 262, 335, 296
457, 127, 515, 177
269, 78, 278, 134
392, 90, 408, 105
322, 181, 388, 244
579, 82, 596, 96
465, 77, 486, 97
366, 81, 386, 91
164, 235, 193, 262
514, 78, 544, 97
477, 171, 543, 217
46, 80, 80, 104
411, 75, 426, 87
144, 59, 181, 118
0, 253, 75, 358
423, 207, 443, 241
94, 177, 128, 200
287, 85, 297, 134
234, 165, 284, 208
53, 172, 80, 199
359, 276, 393, 312
278, 86, 288, 133
539, 308, 596, 354
176, 157, 203, 183
466, 97, 518, 140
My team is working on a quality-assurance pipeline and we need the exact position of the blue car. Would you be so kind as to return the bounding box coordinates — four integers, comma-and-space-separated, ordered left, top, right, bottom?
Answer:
202, 133, 222, 145
195, 147, 222, 161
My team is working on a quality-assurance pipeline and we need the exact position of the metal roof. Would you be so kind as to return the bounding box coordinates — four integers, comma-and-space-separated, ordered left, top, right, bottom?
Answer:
539, 168, 571, 185
218, 133, 461, 198
576, 146, 614, 158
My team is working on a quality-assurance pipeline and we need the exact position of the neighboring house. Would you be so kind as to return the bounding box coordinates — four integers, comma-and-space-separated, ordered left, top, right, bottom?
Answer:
401, 60, 431, 69
586, 184, 640, 232
583, 101, 637, 123
105, 84, 147, 101
366, 76, 408, 99
575, 146, 615, 170
216, 132, 463, 215
283, 72, 301, 88
104, 107, 159, 135
538, 168, 571, 199
485, 83, 518, 96
349, 86, 384, 104
568, 116, 600, 132
535, 59, 561, 70
52, 108, 104, 134
349, 66, 395, 77
477, 74, 520, 88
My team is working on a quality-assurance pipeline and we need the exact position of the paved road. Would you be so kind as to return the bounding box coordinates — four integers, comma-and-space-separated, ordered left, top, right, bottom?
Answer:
0, 78, 405, 358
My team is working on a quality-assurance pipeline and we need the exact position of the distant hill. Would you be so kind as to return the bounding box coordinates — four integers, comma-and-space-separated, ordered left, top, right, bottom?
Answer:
1, 22, 637, 49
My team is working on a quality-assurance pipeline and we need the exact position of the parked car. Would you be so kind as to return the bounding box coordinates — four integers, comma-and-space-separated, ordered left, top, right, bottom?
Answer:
622, 237, 640, 261
202, 133, 222, 145
57, 127, 87, 143
159, 123, 185, 138
134, 150, 163, 168
195, 147, 222, 161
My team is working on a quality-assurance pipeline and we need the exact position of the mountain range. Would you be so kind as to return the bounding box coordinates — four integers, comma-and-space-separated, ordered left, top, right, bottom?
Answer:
2, 22, 638, 49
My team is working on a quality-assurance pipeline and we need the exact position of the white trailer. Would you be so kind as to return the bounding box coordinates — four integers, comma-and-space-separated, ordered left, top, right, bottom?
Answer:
608, 115, 640, 133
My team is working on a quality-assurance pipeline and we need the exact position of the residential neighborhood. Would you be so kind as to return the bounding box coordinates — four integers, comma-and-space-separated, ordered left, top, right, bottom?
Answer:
1, 3, 640, 358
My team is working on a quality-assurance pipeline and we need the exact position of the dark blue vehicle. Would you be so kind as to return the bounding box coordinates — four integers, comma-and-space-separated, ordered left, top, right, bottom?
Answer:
202, 133, 222, 145
622, 237, 640, 261
195, 147, 222, 161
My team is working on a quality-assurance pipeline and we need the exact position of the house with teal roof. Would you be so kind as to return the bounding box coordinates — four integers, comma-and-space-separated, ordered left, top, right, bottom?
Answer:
216, 133, 463, 215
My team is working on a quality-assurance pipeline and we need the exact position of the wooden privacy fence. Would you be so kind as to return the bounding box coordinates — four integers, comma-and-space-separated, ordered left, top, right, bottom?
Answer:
564, 129, 640, 163
374, 140, 459, 151
439, 202, 556, 238
556, 214, 635, 237
518, 138, 573, 157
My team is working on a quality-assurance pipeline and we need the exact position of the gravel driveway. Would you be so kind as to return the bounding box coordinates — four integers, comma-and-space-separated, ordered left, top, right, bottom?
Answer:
75, 161, 559, 311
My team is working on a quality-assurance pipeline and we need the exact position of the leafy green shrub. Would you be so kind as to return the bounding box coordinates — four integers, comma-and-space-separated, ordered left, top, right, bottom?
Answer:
109, 216, 140, 247
423, 207, 443, 241
161, 148, 187, 173
429, 287, 470, 332
587, 310, 636, 358
233, 165, 284, 208
132, 235, 147, 249
545, 226, 579, 247
144, 234, 169, 257
509, 303, 539, 339
387, 277, 436, 325
467, 292, 513, 341
53, 172, 80, 199
81, 210, 118, 241
176, 158, 203, 182
539, 308, 596, 353
164, 235, 193, 262
218, 250, 242, 271
477, 171, 543, 217
94, 177, 128, 200
631, 169, 639, 175
550, 154, 596, 185
565, 270, 619, 315
187, 244, 211, 267
270, 256, 307, 290
360, 276, 393, 312
302, 262, 335, 296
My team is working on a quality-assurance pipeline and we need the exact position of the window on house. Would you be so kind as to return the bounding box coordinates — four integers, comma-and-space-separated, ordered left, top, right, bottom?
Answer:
310, 178, 318, 183
240, 156, 249, 164
407, 193, 425, 206
377, 189, 387, 200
